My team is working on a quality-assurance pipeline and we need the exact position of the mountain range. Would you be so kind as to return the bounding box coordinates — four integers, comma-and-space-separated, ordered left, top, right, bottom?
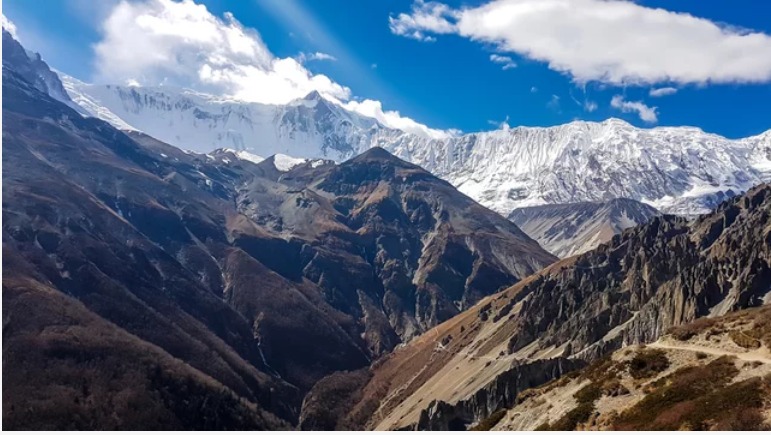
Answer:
60, 71, 771, 218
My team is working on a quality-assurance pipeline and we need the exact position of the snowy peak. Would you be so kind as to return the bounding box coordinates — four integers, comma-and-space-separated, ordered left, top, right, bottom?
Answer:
2, 30, 83, 113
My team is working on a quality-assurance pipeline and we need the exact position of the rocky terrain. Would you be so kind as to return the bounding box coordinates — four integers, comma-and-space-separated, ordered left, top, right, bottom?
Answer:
509, 198, 660, 258
491, 305, 771, 430
299, 183, 771, 430
2, 36, 555, 430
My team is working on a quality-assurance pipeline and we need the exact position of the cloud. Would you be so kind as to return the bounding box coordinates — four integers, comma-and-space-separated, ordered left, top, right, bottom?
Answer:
610, 95, 658, 123
547, 94, 561, 112
93, 0, 442, 138
343, 99, 451, 139
389, 0, 456, 42
2, 14, 18, 39
584, 100, 598, 112
297, 52, 337, 63
487, 115, 511, 131
390, 0, 771, 86
489, 54, 516, 70
530, 86, 538, 93
649, 86, 678, 97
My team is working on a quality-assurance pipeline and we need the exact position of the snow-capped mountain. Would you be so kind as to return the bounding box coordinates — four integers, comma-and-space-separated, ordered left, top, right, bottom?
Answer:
62, 74, 771, 217
62, 75, 404, 159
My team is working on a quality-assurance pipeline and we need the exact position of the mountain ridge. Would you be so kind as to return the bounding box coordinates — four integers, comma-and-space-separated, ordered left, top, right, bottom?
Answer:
61, 73, 771, 217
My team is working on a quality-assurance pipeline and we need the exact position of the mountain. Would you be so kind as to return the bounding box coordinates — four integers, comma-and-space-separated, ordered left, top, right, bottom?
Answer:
299, 183, 771, 430
2, 29, 84, 114
62, 75, 771, 217
2, 44, 555, 429
61, 74, 398, 158
509, 198, 660, 258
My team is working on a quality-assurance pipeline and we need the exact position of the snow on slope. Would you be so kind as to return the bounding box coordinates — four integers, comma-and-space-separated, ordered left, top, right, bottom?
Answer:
509, 198, 660, 258
62, 77, 771, 217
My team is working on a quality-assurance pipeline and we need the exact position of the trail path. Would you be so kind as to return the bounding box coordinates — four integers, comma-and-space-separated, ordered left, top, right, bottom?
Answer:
649, 341, 771, 364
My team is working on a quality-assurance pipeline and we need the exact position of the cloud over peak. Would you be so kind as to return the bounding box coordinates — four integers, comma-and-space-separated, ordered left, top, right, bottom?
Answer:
611, 95, 658, 123
93, 0, 441, 138
391, 0, 771, 86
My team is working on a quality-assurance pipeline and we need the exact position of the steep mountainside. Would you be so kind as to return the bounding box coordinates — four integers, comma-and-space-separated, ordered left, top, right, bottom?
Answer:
299, 183, 771, 430
2, 49, 555, 429
509, 198, 660, 258
63, 73, 771, 216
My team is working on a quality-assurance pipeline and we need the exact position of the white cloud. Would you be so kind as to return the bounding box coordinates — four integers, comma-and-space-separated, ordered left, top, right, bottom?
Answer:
297, 52, 337, 63
530, 86, 538, 93
93, 0, 442, 138
390, 0, 771, 86
2, 14, 19, 39
343, 99, 451, 139
649, 86, 678, 97
611, 95, 658, 123
389, 0, 457, 42
94, 0, 350, 104
489, 54, 517, 70
584, 100, 598, 112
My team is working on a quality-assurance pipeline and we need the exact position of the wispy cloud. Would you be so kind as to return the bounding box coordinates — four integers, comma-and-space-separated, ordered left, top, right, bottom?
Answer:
297, 51, 337, 63
649, 87, 678, 97
489, 54, 516, 70
547, 94, 561, 112
611, 95, 658, 123
390, 0, 771, 86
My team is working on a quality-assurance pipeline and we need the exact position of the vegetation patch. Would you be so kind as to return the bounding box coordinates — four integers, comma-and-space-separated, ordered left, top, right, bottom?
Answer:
537, 379, 605, 431
537, 402, 595, 431
628, 349, 669, 379
469, 409, 507, 431
667, 317, 716, 341
729, 330, 761, 349
611, 356, 765, 430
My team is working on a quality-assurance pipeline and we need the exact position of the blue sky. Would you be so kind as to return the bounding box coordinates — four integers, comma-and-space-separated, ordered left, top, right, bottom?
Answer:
4, 0, 771, 138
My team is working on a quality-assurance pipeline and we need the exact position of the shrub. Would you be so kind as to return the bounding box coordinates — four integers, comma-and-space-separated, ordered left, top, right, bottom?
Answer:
628, 349, 670, 379
667, 317, 716, 341
729, 330, 761, 349
544, 402, 595, 431
469, 409, 507, 431
574, 383, 602, 404
612, 356, 743, 430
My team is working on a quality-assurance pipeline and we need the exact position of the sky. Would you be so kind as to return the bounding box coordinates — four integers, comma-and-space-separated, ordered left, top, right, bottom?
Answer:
3, 0, 771, 139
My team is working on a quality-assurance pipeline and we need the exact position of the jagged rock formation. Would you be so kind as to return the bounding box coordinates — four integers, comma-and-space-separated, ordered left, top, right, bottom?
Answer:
509, 198, 660, 257
300, 183, 771, 430
2, 41, 555, 429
